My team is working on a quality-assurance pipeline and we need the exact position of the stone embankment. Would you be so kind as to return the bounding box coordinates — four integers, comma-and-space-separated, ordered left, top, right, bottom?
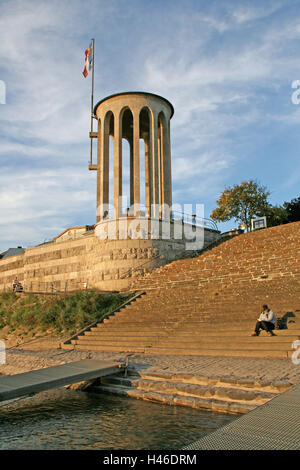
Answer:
2, 220, 300, 414
63, 222, 300, 358
90, 369, 293, 415
1, 347, 299, 416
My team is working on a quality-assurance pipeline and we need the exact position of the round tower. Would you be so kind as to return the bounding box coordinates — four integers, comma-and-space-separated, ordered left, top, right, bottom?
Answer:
92, 91, 174, 222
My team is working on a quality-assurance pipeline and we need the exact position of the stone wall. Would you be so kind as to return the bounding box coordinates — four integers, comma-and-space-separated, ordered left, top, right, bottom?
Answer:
0, 225, 219, 293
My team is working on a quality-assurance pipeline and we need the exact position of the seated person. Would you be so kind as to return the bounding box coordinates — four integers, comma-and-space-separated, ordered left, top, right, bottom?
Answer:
12, 277, 23, 292
251, 304, 276, 337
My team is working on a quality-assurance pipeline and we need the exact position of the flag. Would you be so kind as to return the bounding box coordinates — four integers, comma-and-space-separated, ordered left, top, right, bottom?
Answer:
82, 42, 93, 78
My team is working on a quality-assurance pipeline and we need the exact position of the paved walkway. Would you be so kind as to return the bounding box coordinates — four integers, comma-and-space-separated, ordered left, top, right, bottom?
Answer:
1, 348, 300, 386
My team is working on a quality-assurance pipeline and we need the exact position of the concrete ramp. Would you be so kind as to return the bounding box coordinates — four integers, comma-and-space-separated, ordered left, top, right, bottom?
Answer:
0, 359, 121, 402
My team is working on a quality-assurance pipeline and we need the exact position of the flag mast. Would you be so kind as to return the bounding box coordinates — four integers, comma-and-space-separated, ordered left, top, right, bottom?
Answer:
90, 38, 95, 166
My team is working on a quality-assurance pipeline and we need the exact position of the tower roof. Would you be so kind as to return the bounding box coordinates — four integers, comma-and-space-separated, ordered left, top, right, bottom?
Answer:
93, 91, 174, 118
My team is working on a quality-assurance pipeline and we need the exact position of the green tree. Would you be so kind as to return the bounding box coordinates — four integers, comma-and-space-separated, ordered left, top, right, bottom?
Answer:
210, 180, 270, 232
283, 196, 300, 222
264, 205, 289, 227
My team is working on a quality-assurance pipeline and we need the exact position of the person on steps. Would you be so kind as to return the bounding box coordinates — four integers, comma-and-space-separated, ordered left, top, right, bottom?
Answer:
12, 277, 19, 292
251, 304, 276, 337
12, 277, 23, 292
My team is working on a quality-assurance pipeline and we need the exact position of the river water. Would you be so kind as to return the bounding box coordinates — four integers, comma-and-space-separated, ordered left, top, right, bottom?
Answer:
0, 388, 237, 450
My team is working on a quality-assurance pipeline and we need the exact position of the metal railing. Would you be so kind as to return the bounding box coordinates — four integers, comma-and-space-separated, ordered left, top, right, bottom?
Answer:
3, 280, 91, 295
171, 211, 218, 232
98, 207, 218, 233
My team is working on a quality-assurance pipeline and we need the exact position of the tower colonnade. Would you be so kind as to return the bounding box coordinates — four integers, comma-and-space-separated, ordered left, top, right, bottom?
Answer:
92, 92, 174, 222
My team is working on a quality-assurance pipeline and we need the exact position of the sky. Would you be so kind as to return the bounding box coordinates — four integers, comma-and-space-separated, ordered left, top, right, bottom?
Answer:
0, 0, 300, 252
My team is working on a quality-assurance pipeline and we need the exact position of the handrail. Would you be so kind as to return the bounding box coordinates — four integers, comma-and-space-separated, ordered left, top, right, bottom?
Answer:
97, 209, 219, 233
61, 290, 145, 346
171, 211, 218, 232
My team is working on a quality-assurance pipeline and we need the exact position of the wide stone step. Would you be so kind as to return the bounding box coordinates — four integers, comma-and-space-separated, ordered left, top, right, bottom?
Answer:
138, 276, 299, 290
102, 318, 299, 329
73, 336, 295, 352
176, 318, 300, 326
90, 324, 300, 336
70, 337, 295, 356
69, 342, 292, 358
93, 323, 171, 330
91, 328, 182, 336
108, 309, 259, 317
137, 289, 299, 298
119, 310, 300, 319
136, 290, 300, 298
102, 318, 210, 325
145, 347, 291, 358
154, 340, 295, 351
138, 279, 300, 289
99, 375, 277, 405
99, 319, 184, 325
78, 331, 299, 343
103, 313, 190, 322
169, 330, 300, 338
173, 324, 300, 332
90, 382, 254, 414
72, 338, 160, 346
71, 344, 148, 352
135, 371, 292, 393
83, 327, 167, 335
94, 322, 183, 330
111, 303, 300, 312
123, 303, 300, 313
118, 306, 259, 313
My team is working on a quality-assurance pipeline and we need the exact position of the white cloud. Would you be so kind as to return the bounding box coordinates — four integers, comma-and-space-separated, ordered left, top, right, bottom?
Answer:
0, 166, 96, 250
231, 2, 284, 24
0, 0, 300, 251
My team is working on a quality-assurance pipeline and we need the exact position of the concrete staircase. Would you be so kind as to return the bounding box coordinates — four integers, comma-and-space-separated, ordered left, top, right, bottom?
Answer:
88, 369, 293, 415
62, 222, 300, 358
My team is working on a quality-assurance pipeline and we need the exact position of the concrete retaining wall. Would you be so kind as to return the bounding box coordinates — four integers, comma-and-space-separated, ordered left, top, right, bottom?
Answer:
0, 224, 219, 292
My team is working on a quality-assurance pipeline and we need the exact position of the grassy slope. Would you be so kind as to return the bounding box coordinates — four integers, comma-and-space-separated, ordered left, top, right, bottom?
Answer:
0, 290, 132, 337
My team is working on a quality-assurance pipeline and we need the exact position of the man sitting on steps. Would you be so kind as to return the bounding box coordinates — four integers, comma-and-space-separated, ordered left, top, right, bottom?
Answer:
251, 304, 276, 337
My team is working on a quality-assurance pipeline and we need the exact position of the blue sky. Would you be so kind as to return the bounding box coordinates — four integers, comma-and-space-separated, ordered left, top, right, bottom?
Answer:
0, 0, 300, 251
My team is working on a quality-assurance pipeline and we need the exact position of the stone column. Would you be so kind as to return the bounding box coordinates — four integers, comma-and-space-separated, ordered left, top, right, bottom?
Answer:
98, 114, 110, 220
132, 110, 140, 216
113, 115, 122, 218
158, 121, 162, 217
151, 112, 159, 219
129, 137, 134, 208
162, 118, 171, 214
144, 135, 152, 218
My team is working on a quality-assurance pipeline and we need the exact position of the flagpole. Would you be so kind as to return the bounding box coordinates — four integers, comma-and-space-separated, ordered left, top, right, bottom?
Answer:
90, 38, 95, 166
